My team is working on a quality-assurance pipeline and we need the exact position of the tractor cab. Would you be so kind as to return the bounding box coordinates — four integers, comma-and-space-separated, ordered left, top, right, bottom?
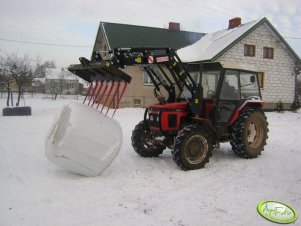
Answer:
186, 62, 263, 138
199, 62, 261, 101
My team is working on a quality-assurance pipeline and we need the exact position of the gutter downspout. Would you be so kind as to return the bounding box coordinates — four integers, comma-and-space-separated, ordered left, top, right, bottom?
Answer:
294, 64, 301, 101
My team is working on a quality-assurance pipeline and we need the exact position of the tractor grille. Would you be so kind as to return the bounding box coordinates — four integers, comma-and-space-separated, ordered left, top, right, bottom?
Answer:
168, 114, 177, 128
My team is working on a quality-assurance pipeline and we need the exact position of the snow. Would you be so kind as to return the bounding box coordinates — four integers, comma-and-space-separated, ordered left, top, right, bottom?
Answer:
45, 102, 122, 176
1, 97, 301, 226
177, 19, 260, 62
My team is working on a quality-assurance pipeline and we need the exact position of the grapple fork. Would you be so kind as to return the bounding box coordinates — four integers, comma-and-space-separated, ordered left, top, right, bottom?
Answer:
68, 59, 131, 117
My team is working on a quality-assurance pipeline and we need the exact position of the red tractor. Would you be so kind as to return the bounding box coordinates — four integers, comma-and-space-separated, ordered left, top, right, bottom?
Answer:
69, 47, 268, 170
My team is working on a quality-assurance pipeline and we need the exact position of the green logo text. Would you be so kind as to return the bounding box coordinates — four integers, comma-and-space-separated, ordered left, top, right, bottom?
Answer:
257, 200, 298, 224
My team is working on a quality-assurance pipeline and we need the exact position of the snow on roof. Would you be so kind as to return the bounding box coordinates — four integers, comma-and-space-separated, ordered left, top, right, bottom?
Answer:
177, 19, 261, 63
32, 77, 46, 83
219, 61, 259, 72
45, 68, 79, 80
32, 78, 46, 86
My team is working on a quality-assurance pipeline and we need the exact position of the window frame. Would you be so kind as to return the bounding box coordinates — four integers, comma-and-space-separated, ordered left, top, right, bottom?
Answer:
133, 98, 141, 106
244, 44, 256, 57
257, 72, 264, 89
263, 47, 274, 59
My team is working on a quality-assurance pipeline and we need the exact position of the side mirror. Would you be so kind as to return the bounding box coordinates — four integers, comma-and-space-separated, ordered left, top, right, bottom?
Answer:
250, 75, 256, 83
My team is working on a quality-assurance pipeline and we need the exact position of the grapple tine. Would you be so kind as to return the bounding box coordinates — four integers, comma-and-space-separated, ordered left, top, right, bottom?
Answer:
68, 58, 132, 116
100, 81, 115, 114
96, 81, 109, 109
83, 82, 93, 104
106, 81, 121, 116
91, 81, 104, 108
88, 81, 99, 106
86, 81, 97, 105
112, 82, 127, 118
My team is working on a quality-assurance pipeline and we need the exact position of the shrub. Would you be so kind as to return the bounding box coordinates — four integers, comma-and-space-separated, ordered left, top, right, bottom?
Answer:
291, 100, 301, 112
275, 101, 284, 112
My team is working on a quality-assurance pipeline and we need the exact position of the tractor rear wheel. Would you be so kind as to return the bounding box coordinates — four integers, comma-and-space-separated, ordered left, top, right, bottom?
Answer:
131, 120, 165, 157
230, 108, 268, 158
172, 124, 213, 170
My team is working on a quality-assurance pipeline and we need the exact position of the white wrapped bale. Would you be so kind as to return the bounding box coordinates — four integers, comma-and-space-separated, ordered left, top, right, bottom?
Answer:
45, 102, 122, 176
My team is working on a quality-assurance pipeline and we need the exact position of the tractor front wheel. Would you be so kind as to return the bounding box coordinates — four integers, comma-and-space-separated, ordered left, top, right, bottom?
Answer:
172, 124, 213, 170
230, 108, 268, 158
131, 120, 165, 157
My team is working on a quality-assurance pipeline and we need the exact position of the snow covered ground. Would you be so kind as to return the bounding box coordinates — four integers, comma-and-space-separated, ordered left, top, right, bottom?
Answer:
0, 97, 300, 226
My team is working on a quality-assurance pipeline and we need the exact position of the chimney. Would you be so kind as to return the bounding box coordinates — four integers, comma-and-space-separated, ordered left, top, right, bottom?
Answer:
169, 22, 180, 31
228, 17, 241, 29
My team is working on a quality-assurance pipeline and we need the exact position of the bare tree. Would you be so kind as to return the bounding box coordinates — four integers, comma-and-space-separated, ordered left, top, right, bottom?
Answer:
0, 56, 14, 106
33, 59, 56, 78
1, 53, 33, 106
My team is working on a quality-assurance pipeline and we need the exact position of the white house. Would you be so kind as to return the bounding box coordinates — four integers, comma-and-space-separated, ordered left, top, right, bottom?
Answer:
45, 68, 79, 95
178, 17, 301, 109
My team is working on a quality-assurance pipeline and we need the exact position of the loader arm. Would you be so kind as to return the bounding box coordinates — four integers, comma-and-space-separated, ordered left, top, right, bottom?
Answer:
109, 47, 198, 98
68, 47, 203, 117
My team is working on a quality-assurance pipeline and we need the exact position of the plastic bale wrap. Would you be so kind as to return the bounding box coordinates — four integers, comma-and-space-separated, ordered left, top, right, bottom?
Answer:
45, 102, 122, 176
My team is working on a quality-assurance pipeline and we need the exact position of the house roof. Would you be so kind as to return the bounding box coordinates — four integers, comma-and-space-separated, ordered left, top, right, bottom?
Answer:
177, 17, 301, 64
45, 68, 79, 80
32, 78, 45, 86
93, 22, 205, 52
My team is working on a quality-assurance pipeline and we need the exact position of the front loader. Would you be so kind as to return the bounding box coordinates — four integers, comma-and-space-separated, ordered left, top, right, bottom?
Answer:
69, 47, 268, 170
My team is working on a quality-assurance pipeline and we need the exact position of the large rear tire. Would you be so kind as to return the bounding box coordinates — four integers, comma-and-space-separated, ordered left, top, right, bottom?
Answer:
172, 124, 213, 170
131, 120, 165, 157
230, 108, 268, 158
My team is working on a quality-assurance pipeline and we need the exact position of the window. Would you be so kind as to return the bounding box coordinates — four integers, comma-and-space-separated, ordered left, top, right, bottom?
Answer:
143, 70, 153, 85
202, 70, 220, 98
134, 99, 141, 106
263, 47, 274, 59
143, 66, 165, 85
181, 71, 200, 99
103, 44, 109, 58
50, 80, 57, 88
67, 83, 73, 89
244, 44, 255, 57
220, 70, 240, 100
240, 72, 260, 99
257, 72, 264, 88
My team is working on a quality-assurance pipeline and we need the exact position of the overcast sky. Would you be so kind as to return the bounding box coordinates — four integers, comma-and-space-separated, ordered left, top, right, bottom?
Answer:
0, 0, 300, 67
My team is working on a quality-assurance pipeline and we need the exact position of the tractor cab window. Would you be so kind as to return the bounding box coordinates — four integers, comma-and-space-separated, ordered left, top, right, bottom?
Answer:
220, 70, 239, 100
202, 70, 220, 98
240, 72, 260, 99
181, 71, 200, 99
